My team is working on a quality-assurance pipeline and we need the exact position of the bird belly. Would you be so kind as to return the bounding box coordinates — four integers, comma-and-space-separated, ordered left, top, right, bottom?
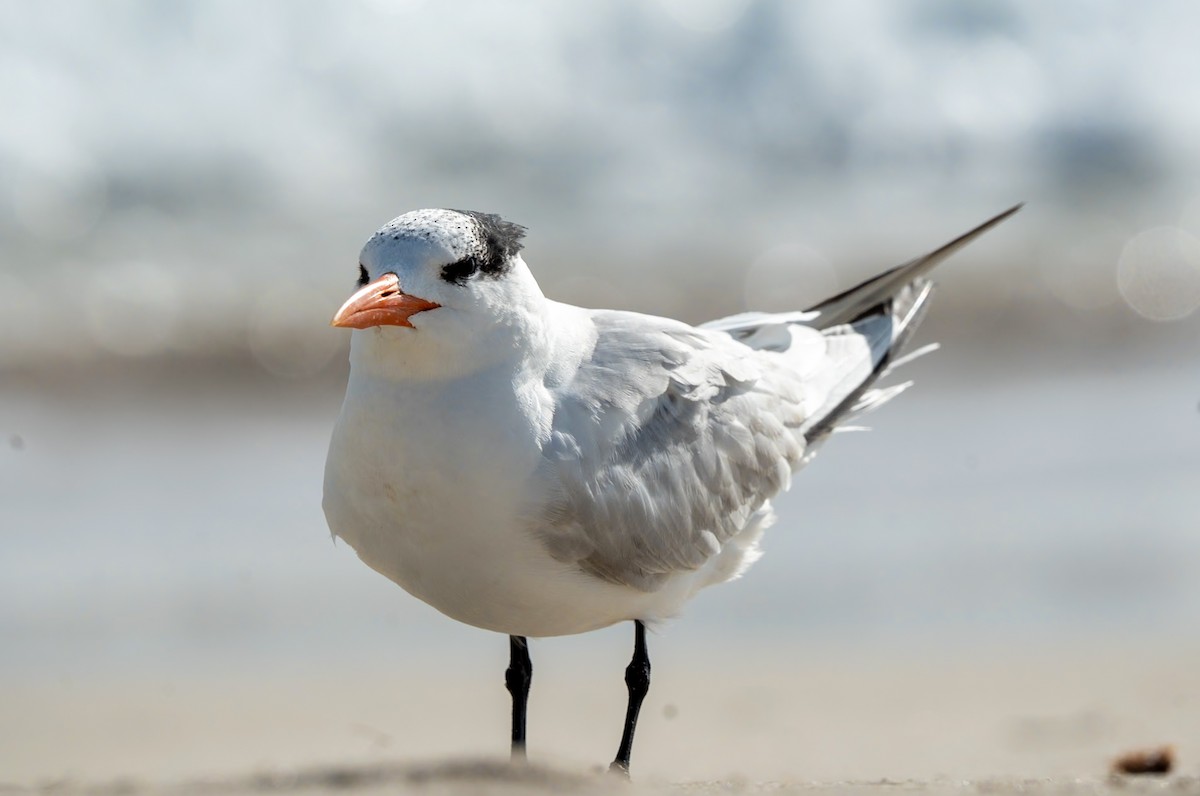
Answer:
323, 376, 676, 637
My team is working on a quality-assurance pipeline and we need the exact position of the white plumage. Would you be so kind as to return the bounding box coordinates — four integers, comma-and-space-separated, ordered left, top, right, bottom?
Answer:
321, 205, 1019, 770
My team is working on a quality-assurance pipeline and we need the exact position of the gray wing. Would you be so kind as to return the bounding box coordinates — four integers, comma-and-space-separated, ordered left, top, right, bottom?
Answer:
536, 310, 882, 591
535, 205, 1020, 592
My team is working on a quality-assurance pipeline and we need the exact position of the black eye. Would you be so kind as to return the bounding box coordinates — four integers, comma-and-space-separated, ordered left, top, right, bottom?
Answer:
357, 264, 368, 287
440, 256, 479, 285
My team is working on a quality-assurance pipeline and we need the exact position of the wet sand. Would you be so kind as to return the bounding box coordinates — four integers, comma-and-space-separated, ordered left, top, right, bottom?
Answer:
3, 643, 1196, 794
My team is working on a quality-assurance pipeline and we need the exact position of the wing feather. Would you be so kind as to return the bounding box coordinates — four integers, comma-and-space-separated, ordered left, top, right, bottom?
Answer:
533, 207, 1020, 592
536, 311, 808, 591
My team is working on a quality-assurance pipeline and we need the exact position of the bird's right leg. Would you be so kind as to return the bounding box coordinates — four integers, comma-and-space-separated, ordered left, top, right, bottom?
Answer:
505, 635, 532, 759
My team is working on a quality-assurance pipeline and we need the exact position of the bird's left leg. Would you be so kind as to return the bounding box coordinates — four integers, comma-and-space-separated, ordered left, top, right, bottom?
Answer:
609, 620, 650, 775
505, 635, 532, 760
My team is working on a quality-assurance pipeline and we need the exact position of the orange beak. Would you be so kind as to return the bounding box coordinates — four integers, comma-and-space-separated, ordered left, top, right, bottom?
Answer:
330, 273, 441, 329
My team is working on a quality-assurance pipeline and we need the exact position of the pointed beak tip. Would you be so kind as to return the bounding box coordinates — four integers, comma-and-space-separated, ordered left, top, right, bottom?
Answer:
330, 274, 440, 330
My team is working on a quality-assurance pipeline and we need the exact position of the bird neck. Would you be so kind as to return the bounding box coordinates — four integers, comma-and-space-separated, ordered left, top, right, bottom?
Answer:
347, 294, 554, 385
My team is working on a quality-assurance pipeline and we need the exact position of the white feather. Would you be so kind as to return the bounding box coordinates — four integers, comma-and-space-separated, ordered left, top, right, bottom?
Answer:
324, 207, 1018, 637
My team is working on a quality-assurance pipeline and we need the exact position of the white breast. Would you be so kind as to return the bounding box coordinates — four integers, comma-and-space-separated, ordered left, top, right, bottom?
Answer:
322, 367, 686, 637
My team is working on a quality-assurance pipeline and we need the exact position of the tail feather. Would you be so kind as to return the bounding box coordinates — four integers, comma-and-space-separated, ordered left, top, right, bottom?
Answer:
805, 203, 1022, 330
797, 280, 937, 448
704, 206, 1021, 460
795, 204, 1022, 451
882, 341, 939, 375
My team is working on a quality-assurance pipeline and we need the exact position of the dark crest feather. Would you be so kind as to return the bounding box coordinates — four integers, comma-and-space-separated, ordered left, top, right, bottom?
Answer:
441, 209, 527, 284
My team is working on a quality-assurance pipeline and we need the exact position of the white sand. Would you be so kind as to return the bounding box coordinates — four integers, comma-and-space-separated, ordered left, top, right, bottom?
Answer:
3, 642, 1196, 793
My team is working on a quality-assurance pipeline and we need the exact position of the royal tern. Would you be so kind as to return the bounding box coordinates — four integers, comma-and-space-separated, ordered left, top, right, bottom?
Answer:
323, 205, 1020, 773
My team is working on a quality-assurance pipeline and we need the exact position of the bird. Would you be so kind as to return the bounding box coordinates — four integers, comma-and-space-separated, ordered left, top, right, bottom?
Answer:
322, 204, 1020, 774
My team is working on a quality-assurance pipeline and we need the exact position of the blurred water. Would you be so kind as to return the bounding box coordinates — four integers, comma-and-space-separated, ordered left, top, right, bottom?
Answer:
2, 340, 1197, 680
2, 0, 1199, 688
4, 1, 1200, 368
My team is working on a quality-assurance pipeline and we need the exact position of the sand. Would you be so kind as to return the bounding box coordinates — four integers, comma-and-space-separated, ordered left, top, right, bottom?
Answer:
3, 642, 1197, 794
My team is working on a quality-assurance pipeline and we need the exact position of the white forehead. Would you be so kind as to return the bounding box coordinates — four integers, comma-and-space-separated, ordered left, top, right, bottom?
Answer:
360, 209, 483, 269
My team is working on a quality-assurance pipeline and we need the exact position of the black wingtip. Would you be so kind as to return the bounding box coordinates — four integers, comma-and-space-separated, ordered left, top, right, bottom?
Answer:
919, 202, 1024, 264
804, 204, 1024, 327
983, 201, 1025, 228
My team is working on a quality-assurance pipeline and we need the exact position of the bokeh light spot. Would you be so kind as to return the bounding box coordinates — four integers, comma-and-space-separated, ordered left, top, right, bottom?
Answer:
1116, 227, 1200, 321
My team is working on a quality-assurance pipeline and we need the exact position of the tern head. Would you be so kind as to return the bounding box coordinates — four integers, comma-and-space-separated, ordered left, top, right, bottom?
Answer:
333, 209, 546, 379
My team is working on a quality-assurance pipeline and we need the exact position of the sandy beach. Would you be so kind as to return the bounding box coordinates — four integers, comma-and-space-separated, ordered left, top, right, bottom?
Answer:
4, 641, 1197, 794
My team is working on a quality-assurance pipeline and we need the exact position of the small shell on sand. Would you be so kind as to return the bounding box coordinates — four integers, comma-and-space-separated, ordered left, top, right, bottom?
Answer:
1112, 745, 1174, 776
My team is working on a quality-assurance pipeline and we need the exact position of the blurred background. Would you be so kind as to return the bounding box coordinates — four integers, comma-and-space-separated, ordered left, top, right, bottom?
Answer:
2, 0, 1198, 786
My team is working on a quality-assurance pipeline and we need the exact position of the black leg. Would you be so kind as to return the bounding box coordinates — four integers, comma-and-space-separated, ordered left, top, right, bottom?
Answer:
610, 620, 651, 775
505, 635, 532, 760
